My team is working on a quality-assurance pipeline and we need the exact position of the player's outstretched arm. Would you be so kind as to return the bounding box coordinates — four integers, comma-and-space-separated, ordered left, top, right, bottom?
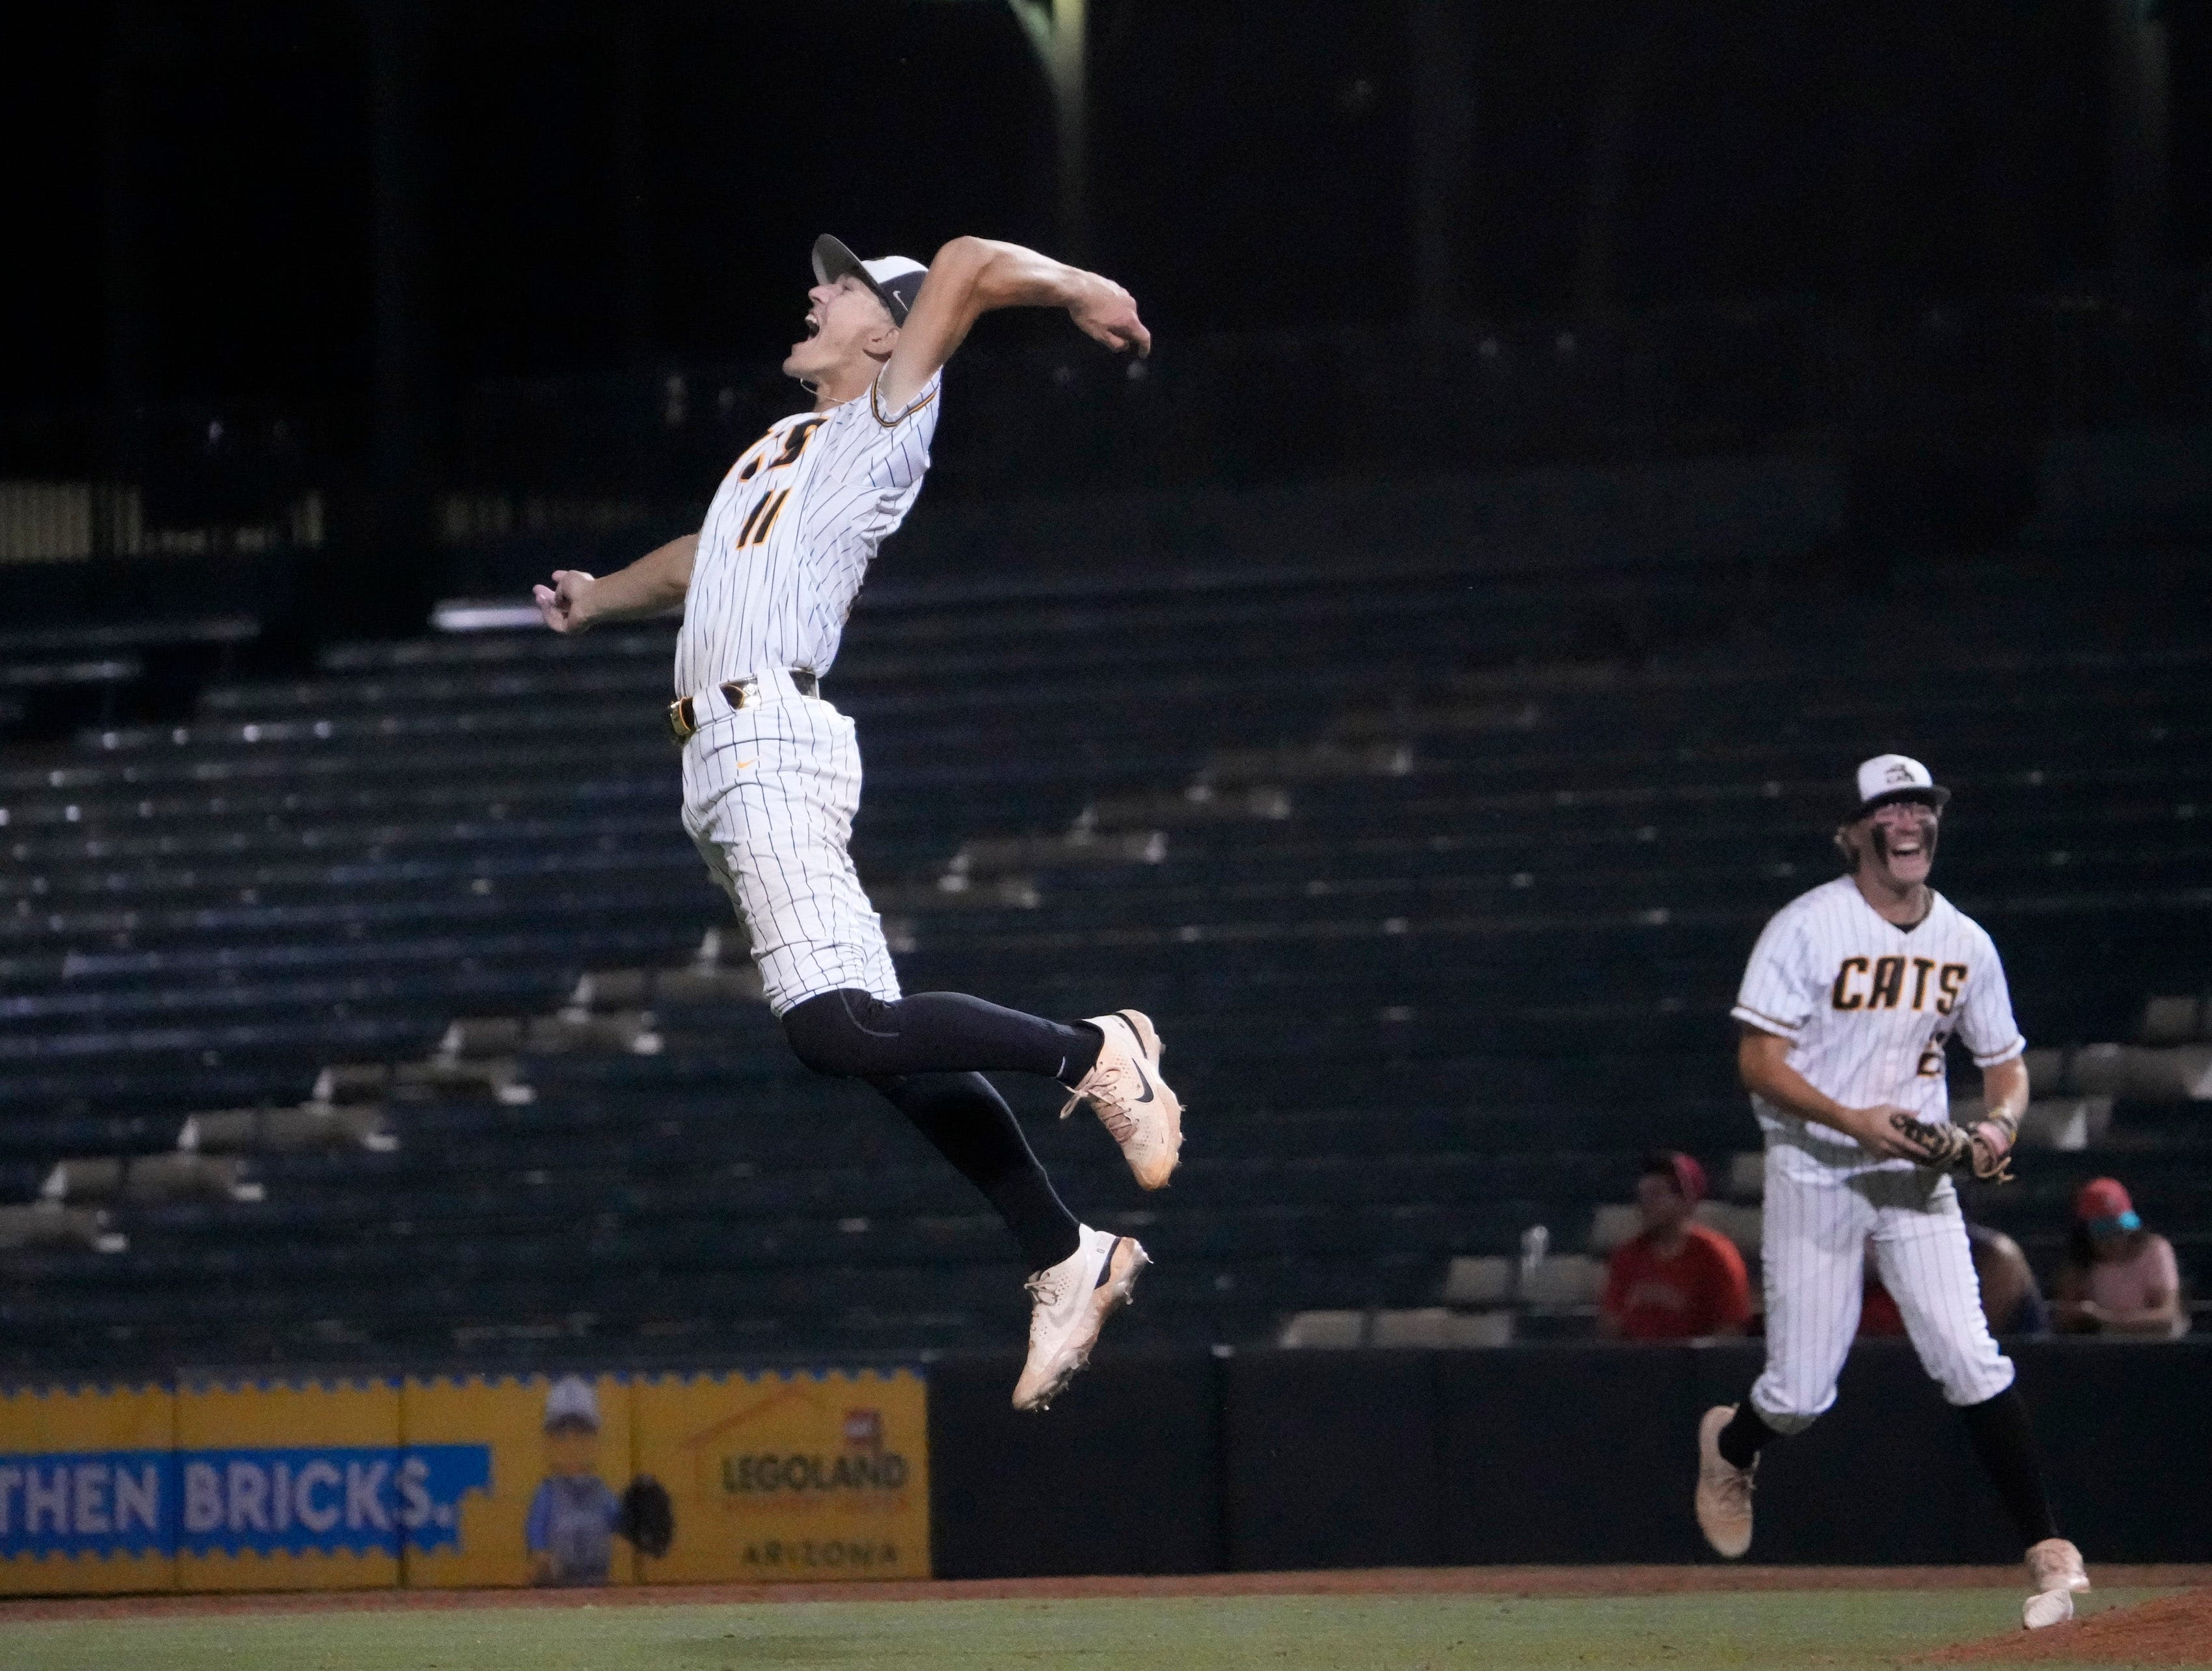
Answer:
1735, 1026, 1921, 1160
533, 534, 697, 634
878, 237, 1150, 413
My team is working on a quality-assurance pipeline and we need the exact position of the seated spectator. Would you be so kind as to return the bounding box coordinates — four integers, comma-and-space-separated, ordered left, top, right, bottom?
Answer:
1600, 1151, 1751, 1340
1969, 1223, 2050, 1338
2055, 1178, 2187, 1338
1859, 1225, 2047, 1340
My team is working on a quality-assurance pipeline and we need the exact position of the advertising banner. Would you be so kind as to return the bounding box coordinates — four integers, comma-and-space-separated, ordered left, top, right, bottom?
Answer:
0, 1381, 176, 1595
401, 1374, 643, 1590
170, 1376, 483, 1593
0, 1364, 925, 1594
632, 1368, 930, 1584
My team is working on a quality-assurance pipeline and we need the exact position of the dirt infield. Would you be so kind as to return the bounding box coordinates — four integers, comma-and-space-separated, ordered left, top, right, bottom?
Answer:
1926, 1586, 2212, 1665
6, 1564, 2207, 1622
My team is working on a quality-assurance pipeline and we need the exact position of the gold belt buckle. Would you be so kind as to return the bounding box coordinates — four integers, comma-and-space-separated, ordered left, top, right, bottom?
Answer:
669, 683, 756, 744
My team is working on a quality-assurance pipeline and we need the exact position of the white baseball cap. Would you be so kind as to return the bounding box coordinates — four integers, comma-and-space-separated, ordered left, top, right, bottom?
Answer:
812, 236, 928, 325
1852, 754, 1950, 816
543, 1374, 600, 1430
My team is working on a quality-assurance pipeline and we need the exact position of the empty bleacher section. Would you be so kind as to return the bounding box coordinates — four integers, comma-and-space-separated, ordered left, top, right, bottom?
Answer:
3, 534, 2209, 1370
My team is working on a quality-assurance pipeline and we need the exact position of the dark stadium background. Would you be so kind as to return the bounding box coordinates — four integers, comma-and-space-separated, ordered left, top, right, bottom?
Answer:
5, 1, 2208, 636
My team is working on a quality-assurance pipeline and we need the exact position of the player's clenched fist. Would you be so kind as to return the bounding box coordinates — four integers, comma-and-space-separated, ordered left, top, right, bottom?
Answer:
533, 569, 598, 634
1070, 275, 1150, 358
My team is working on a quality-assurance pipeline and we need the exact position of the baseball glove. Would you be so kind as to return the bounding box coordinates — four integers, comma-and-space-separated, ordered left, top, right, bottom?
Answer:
617, 1474, 675, 1557
1889, 1111, 2017, 1182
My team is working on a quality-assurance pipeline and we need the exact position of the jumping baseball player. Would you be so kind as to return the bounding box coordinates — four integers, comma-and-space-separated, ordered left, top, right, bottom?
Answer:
1695, 754, 2090, 1628
532, 234, 1179, 1411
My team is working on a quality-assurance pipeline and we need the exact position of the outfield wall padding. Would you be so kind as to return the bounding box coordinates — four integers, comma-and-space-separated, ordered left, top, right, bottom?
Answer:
4, 1340, 2204, 1591
1222, 1350, 1446, 1572
928, 1350, 1223, 1579
932, 1338, 2212, 1573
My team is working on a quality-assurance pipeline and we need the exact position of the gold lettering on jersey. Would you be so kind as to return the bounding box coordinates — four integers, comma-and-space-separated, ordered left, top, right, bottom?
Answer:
734, 415, 824, 483
1909, 957, 1937, 1009
735, 431, 776, 482
773, 418, 826, 468
1934, 962, 1968, 1014
1833, 954, 1966, 1013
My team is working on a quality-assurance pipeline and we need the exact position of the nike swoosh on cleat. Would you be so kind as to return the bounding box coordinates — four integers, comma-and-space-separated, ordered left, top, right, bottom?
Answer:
1112, 1012, 1158, 1102
1094, 1239, 1123, 1288
1114, 1018, 1168, 1111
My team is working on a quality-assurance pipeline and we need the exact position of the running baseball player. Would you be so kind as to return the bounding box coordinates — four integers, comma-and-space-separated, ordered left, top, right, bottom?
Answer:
532, 234, 1179, 1411
1694, 754, 2090, 1628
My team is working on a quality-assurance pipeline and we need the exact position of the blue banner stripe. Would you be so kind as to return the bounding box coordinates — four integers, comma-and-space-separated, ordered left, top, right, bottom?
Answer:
0, 1446, 492, 1560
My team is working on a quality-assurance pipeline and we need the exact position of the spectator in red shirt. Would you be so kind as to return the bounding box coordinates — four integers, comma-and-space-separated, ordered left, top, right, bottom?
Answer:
1601, 1151, 1753, 1340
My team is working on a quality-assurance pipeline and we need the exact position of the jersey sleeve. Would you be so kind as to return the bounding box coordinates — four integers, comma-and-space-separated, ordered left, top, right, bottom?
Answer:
1956, 927, 2027, 1067
1730, 907, 1816, 1039
857, 367, 943, 491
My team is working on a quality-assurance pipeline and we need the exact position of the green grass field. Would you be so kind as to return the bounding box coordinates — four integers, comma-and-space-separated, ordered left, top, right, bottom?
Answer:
0, 1588, 2181, 1671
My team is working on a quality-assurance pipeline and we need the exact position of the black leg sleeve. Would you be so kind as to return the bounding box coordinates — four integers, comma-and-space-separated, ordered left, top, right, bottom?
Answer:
785, 989, 1101, 1085
1718, 1400, 1779, 1470
1960, 1386, 2060, 1546
869, 1072, 1084, 1274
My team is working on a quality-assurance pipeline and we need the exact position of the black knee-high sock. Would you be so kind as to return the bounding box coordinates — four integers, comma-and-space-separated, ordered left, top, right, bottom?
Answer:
787, 989, 1103, 1085
1960, 1386, 2060, 1545
869, 1072, 1084, 1273
1718, 1400, 1779, 1470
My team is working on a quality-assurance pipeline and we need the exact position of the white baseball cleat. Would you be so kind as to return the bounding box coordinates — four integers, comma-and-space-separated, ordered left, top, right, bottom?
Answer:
2021, 1590, 2074, 1630
2022, 1536, 2090, 1629
1695, 1404, 1757, 1559
1060, 1010, 1183, 1189
1011, 1225, 1150, 1413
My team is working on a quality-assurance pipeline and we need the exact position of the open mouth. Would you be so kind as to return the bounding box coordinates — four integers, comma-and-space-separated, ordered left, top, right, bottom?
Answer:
1882, 831, 1932, 869
801, 312, 822, 340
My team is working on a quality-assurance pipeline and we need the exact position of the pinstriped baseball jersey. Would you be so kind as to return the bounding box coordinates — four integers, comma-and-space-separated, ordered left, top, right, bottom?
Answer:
1731, 875, 2026, 1148
673, 368, 943, 694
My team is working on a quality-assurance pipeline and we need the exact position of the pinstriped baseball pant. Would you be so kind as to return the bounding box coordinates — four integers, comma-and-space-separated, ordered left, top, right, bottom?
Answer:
1749, 1133, 2015, 1432
680, 685, 901, 1018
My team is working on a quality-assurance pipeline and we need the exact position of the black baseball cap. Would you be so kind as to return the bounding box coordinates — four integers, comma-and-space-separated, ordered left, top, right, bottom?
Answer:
811, 235, 928, 325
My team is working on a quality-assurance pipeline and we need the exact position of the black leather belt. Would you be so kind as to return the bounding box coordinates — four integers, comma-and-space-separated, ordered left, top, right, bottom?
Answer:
668, 670, 819, 742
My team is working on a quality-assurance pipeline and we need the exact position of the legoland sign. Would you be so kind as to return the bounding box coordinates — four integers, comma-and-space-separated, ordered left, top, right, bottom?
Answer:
0, 1445, 492, 1558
